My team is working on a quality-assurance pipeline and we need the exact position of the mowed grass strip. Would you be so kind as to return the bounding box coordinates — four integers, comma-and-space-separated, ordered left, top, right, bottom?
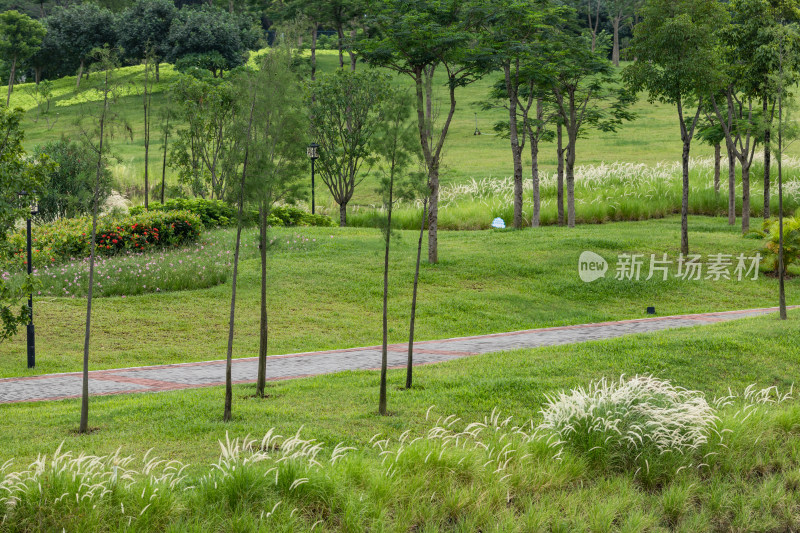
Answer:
0, 216, 795, 378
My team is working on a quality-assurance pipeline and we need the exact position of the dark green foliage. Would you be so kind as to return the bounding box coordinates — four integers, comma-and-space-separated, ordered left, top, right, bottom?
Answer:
32, 139, 113, 223
130, 199, 336, 228
116, 0, 176, 67
166, 5, 260, 77
131, 198, 237, 227
42, 3, 117, 77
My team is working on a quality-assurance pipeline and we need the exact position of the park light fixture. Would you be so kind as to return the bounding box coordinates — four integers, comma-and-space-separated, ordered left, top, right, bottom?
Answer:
17, 190, 37, 369
307, 142, 320, 215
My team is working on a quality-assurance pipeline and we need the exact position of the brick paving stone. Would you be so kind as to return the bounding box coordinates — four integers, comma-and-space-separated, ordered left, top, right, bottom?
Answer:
0, 307, 791, 404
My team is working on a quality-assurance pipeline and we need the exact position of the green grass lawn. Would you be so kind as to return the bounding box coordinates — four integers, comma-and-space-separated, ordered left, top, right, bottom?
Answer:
12, 52, 797, 207
0, 216, 794, 379
1, 311, 799, 531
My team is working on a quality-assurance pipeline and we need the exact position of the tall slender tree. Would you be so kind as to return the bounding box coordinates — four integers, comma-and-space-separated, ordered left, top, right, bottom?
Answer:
223, 77, 253, 423
375, 91, 419, 414
624, 0, 727, 254
548, 32, 634, 228
0, 10, 45, 105
360, 0, 486, 263
244, 40, 307, 398
142, 47, 154, 208
76, 47, 128, 434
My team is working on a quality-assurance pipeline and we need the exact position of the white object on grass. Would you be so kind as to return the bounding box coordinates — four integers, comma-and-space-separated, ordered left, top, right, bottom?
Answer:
491, 217, 505, 229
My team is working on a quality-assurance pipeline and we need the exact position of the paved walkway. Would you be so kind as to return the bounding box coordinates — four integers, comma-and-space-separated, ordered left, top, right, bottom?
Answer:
0, 307, 791, 404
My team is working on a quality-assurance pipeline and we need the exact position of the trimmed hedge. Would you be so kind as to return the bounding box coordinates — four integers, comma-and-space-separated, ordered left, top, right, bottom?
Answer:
4, 211, 203, 269
131, 199, 336, 228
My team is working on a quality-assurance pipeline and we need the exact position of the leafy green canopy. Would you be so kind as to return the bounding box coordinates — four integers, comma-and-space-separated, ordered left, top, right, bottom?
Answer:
623, 0, 727, 105
116, 0, 177, 65
0, 9, 45, 64
167, 5, 260, 76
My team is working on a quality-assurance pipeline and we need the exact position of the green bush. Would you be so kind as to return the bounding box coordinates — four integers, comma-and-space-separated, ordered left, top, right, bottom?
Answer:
131, 198, 237, 227
4, 210, 203, 269
132, 199, 336, 228
271, 206, 336, 228
752, 215, 800, 275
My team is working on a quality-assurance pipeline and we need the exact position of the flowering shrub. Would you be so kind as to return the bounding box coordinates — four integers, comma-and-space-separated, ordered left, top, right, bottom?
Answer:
4, 210, 203, 270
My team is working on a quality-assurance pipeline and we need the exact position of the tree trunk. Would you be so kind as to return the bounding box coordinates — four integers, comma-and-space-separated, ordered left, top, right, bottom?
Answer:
337, 25, 345, 69
612, 16, 621, 66
557, 123, 565, 226
531, 98, 543, 227
681, 138, 690, 255
161, 113, 169, 204
714, 143, 721, 194
143, 61, 150, 209
778, 68, 786, 320
566, 136, 576, 228
531, 138, 540, 228
428, 167, 439, 263
407, 199, 426, 389
763, 98, 771, 220
339, 202, 347, 227
349, 29, 357, 72
728, 144, 736, 225
256, 205, 268, 397
6, 56, 16, 107
155, 61, 160, 82
311, 26, 318, 82
224, 89, 256, 423
741, 164, 750, 234
34, 67, 41, 86
80, 68, 110, 435
379, 174, 394, 416
504, 64, 523, 229
76, 59, 84, 89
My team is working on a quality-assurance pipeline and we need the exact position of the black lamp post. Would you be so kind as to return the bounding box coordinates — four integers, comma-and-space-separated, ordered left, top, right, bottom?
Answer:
17, 190, 38, 369
307, 142, 319, 214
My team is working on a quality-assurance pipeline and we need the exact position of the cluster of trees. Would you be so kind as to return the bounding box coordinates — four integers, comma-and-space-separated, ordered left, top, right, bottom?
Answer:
1, 0, 261, 94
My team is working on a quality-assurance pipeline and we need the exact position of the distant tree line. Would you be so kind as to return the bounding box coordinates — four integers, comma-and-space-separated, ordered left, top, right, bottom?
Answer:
1, 0, 262, 86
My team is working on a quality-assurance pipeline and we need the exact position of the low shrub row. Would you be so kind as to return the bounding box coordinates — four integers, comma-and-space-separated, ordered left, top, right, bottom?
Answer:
131, 199, 335, 228
4, 210, 203, 269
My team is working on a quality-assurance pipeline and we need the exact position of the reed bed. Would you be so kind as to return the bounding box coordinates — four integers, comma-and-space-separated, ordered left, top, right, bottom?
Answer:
348, 157, 800, 230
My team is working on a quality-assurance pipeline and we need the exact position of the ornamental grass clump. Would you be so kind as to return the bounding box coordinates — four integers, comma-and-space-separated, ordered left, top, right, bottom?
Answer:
536, 376, 718, 485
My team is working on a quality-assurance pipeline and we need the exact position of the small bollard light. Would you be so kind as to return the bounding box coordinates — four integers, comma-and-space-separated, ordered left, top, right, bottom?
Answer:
646, 306, 656, 315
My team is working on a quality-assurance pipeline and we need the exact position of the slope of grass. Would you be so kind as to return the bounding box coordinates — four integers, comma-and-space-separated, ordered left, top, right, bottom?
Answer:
13, 52, 799, 207
0, 217, 795, 379
1, 311, 799, 531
